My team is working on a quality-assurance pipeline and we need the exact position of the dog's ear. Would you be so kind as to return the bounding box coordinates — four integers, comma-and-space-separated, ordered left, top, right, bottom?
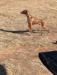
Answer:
21, 10, 28, 14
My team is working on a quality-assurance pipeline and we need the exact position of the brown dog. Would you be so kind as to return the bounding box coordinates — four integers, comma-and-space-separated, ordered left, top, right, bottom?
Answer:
21, 10, 48, 32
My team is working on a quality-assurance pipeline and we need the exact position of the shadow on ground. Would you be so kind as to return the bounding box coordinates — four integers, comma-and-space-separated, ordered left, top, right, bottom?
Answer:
0, 29, 29, 34
0, 29, 49, 36
0, 29, 49, 34
0, 29, 41, 34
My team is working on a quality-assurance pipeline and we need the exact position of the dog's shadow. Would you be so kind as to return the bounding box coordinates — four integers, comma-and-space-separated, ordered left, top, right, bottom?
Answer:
0, 29, 49, 35
0, 29, 40, 34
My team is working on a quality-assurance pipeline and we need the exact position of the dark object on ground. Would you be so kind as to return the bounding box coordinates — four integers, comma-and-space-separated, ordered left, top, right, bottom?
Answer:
0, 64, 7, 75
39, 51, 57, 75
53, 41, 57, 44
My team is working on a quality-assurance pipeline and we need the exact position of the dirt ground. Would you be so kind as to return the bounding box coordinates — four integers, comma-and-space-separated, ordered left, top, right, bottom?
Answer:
0, 0, 57, 75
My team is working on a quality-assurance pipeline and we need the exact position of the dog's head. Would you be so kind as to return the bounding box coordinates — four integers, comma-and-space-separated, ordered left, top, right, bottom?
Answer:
21, 10, 28, 14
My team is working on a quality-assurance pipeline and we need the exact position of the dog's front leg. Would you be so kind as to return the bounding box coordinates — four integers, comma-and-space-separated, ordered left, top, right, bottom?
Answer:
28, 22, 32, 32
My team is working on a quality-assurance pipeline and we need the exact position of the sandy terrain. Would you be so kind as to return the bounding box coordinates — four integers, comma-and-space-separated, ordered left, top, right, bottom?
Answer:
0, 0, 57, 75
